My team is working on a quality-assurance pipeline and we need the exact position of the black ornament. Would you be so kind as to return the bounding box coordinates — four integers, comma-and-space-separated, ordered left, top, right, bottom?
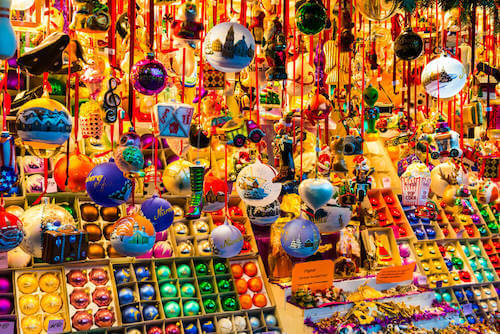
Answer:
394, 28, 423, 61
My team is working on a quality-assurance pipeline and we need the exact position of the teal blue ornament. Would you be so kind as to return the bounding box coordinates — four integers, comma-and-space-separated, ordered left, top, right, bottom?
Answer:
183, 300, 200, 316
434, 292, 442, 303
177, 264, 192, 278
160, 283, 177, 298
474, 271, 484, 283
180, 283, 196, 297
164, 301, 181, 318
484, 270, 495, 282
462, 245, 470, 257
156, 265, 171, 280
298, 178, 334, 211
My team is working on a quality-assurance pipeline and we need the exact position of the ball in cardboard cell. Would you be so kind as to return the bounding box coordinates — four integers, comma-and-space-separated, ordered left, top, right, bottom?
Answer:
39, 273, 60, 293
21, 315, 43, 334
156, 265, 171, 280
118, 287, 135, 304
252, 293, 267, 307
67, 269, 88, 287
160, 283, 178, 298
239, 294, 252, 309
70, 289, 90, 309
176, 264, 192, 278
248, 277, 263, 292
92, 287, 112, 307
148, 326, 163, 334
110, 214, 156, 257
243, 262, 258, 277
209, 220, 244, 258
134, 266, 151, 281
203, 298, 217, 313
19, 294, 39, 315
40, 293, 63, 313
89, 268, 109, 285
165, 323, 181, 334
43, 314, 65, 331
140, 284, 156, 300
235, 278, 248, 294
231, 264, 244, 279
163, 301, 181, 318
114, 267, 131, 284
183, 300, 200, 316
143, 304, 160, 320
94, 308, 115, 327
180, 283, 196, 297
17, 273, 38, 294
0, 277, 11, 293
122, 305, 141, 323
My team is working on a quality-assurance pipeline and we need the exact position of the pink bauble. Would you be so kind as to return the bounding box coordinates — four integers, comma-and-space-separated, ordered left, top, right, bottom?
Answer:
0, 277, 11, 293
156, 230, 169, 241
0, 298, 12, 314
398, 243, 411, 258
153, 241, 173, 258
137, 248, 153, 259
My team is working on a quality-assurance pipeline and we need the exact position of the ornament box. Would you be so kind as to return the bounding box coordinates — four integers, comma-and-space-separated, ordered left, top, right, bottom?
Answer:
361, 227, 402, 269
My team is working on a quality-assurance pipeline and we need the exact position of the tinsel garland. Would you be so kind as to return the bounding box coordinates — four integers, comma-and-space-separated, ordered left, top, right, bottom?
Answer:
304, 302, 457, 334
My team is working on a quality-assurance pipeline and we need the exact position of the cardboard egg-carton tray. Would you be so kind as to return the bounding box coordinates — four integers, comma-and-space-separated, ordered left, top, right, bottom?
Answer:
409, 240, 453, 288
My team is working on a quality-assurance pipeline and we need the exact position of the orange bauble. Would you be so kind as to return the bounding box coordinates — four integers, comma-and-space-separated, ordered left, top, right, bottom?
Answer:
252, 293, 267, 307
54, 153, 95, 192
243, 262, 258, 277
231, 264, 244, 279
235, 279, 248, 294
247, 277, 262, 292
239, 294, 253, 309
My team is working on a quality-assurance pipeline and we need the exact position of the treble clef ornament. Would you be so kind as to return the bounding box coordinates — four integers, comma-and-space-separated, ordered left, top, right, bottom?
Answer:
103, 77, 121, 123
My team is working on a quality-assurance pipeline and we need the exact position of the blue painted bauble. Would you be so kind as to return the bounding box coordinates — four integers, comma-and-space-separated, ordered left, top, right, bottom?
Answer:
249, 316, 261, 329
180, 283, 196, 297
16, 97, 72, 158
176, 264, 192, 278
86, 161, 133, 207
281, 217, 320, 258
209, 220, 244, 258
414, 227, 425, 240
118, 287, 135, 304
156, 265, 171, 280
465, 289, 474, 300
299, 178, 334, 211
135, 266, 151, 281
425, 226, 436, 239
201, 320, 215, 333
265, 314, 277, 327
139, 284, 156, 300
184, 323, 197, 334
444, 258, 453, 271
454, 290, 464, 301
0, 206, 23, 252
110, 214, 156, 257
484, 270, 495, 282
114, 268, 131, 284
141, 195, 174, 232
163, 301, 181, 318
122, 305, 141, 323
183, 300, 200, 316
143, 304, 160, 320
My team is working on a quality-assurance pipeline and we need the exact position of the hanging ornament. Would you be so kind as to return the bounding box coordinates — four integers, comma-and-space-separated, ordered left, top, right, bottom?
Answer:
16, 96, 72, 159
281, 216, 320, 258
0, 132, 18, 193
477, 181, 499, 205
54, 152, 95, 192
394, 28, 424, 61
263, 18, 287, 81
189, 124, 210, 148
114, 129, 145, 177
80, 100, 104, 139
209, 219, 243, 258
285, 55, 315, 96
309, 198, 352, 233
295, 0, 328, 35
421, 54, 467, 99
140, 195, 174, 232
304, 93, 332, 125
85, 161, 133, 207
246, 200, 280, 226
236, 160, 282, 207
20, 200, 76, 257
400, 162, 431, 206
131, 53, 168, 95
203, 171, 228, 213
0, 0, 16, 59
0, 206, 23, 252
362, 84, 379, 107
162, 159, 193, 195
170, 0, 204, 40
356, 0, 398, 21
298, 178, 334, 211
110, 213, 156, 257
203, 22, 256, 73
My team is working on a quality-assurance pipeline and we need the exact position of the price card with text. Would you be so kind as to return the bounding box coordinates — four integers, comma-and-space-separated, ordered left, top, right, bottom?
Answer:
47, 319, 64, 333
376, 263, 415, 284
292, 260, 334, 292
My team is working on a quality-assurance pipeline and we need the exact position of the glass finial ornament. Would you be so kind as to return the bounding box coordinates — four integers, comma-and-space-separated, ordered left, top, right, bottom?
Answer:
203, 22, 256, 73
421, 54, 467, 99
356, 0, 398, 21
209, 219, 243, 258
16, 94, 72, 159
131, 53, 168, 95
0, 132, 18, 193
295, 0, 328, 35
394, 28, 424, 61
114, 128, 145, 177
280, 216, 320, 258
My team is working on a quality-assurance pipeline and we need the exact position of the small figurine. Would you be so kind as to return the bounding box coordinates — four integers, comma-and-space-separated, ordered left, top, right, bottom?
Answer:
272, 112, 296, 182
351, 156, 374, 203
374, 233, 392, 266
170, 0, 204, 41
249, 4, 266, 44
365, 106, 380, 134
263, 17, 287, 81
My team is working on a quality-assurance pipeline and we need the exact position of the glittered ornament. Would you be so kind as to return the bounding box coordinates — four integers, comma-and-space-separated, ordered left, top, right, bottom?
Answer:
140, 284, 156, 300
89, 268, 109, 285
118, 287, 135, 304
40, 293, 63, 313
165, 323, 181, 334
140, 194, 174, 232
43, 314, 65, 331
0, 132, 18, 193
86, 161, 133, 207
16, 97, 72, 158
394, 28, 423, 61
131, 54, 168, 95
421, 54, 467, 99
54, 152, 95, 192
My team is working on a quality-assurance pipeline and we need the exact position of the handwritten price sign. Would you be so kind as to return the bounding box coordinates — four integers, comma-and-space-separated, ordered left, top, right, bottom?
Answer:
154, 103, 194, 138
47, 319, 64, 333
0, 322, 14, 334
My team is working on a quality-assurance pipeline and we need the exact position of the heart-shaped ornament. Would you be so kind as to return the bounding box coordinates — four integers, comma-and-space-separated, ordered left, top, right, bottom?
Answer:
298, 178, 334, 211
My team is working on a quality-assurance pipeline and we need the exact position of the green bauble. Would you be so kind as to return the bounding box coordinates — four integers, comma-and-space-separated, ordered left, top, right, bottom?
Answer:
183, 300, 200, 316
217, 279, 231, 292
180, 283, 196, 297
203, 298, 217, 313
199, 281, 214, 295
60, 203, 76, 219
214, 262, 228, 274
156, 265, 171, 280
163, 301, 181, 318
222, 296, 238, 311
295, 1, 327, 35
195, 263, 209, 276
176, 264, 192, 278
160, 283, 177, 298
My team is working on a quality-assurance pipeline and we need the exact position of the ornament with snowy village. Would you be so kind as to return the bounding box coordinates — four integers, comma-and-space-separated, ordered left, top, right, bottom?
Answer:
203, 22, 255, 73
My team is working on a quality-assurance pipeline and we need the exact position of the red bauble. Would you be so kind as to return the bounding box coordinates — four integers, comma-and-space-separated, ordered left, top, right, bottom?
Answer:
252, 293, 267, 307
243, 262, 258, 277
54, 153, 95, 192
165, 323, 180, 334
72, 311, 93, 331
231, 264, 243, 279
94, 308, 115, 327
235, 278, 248, 294
203, 171, 228, 212
229, 206, 243, 216
148, 326, 163, 334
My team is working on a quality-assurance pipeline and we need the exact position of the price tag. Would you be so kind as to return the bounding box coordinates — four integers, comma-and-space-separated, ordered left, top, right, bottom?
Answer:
0, 322, 14, 334
46, 178, 58, 193
462, 303, 473, 315
47, 319, 64, 333
392, 80, 400, 86
435, 280, 443, 288
0, 252, 7, 269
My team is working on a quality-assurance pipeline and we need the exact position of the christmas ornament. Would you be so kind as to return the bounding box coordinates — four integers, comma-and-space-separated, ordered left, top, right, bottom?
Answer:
131, 53, 168, 95
0, 0, 16, 59
162, 159, 193, 195
39, 273, 59, 292
299, 178, 334, 211
295, 0, 328, 35
394, 28, 423, 61
163, 301, 181, 318
122, 305, 141, 323
357, 0, 397, 21
203, 22, 255, 73
209, 219, 244, 258
281, 217, 320, 258
421, 54, 467, 99
183, 300, 200, 316
0, 205, 23, 252
118, 287, 135, 304
203, 171, 227, 213
0, 132, 18, 193
16, 96, 72, 158
94, 308, 115, 327
86, 161, 133, 207
54, 152, 95, 192
246, 200, 280, 226
140, 194, 174, 232
143, 304, 160, 320
110, 214, 155, 257
236, 160, 281, 206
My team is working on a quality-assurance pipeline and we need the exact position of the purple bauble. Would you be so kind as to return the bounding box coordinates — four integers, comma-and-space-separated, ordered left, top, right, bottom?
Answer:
209, 220, 243, 258
0, 298, 12, 315
7, 70, 25, 90
166, 155, 180, 164
85, 161, 133, 207
0, 277, 11, 293
141, 195, 174, 232
119, 130, 141, 147
131, 54, 167, 95
141, 134, 154, 149
153, 240, 173, 258
398, 243, 411, 258
281, 217, 320, 258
